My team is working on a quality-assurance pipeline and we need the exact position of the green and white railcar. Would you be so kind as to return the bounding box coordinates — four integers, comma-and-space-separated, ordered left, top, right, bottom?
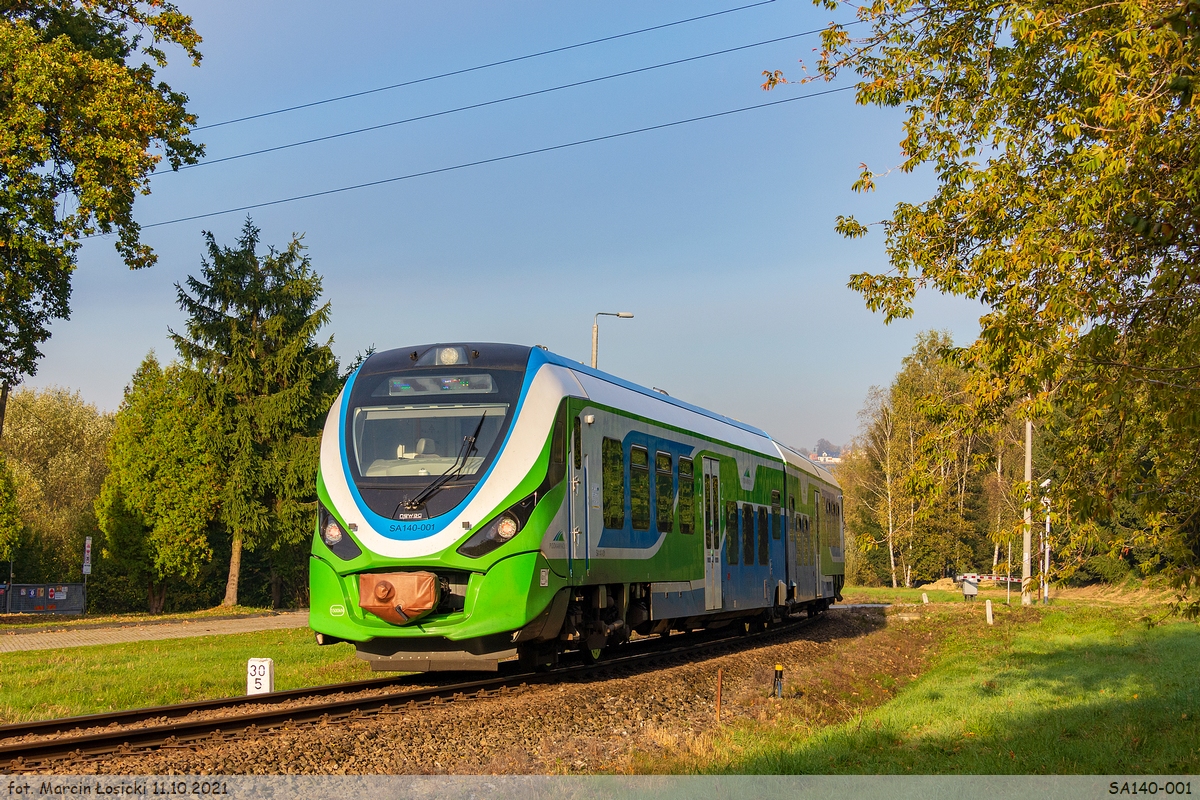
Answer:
309, 343, 844, 671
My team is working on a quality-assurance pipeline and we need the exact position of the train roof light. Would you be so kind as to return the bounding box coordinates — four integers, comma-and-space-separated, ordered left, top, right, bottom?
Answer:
437, 347, 464, 365
412, 345, 471, 367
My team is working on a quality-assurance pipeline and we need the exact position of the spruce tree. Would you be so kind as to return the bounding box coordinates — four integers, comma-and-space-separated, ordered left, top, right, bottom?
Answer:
172, 219, 339, 607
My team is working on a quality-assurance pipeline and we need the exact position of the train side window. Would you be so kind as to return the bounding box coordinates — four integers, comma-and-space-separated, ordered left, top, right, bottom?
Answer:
630, 445, 650, 531
572, 416, 582, 470
655, 452, 674, 532
758, 506, 770, 564
725, 501, 739, 564
547, 400, 566, 487
742, 504, 756, 565
602, 437, 625, 529
678, 457, 695, 535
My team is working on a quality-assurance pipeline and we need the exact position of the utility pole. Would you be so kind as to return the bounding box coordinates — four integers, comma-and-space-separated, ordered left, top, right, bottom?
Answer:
591, 312, 633, 369
1022, 417, 1033, 606
1041, 480, 1052, 605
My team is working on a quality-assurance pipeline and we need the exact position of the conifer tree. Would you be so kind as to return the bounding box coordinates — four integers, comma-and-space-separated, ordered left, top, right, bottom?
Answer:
96, 354, 222, 612
172, 219, 338, 607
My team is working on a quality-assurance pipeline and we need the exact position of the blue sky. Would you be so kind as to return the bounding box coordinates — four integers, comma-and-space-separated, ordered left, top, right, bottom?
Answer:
30, 0, 982, 451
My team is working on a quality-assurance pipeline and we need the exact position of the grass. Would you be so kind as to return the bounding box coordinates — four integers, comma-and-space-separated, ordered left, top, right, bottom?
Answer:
0, 605, 280, 632
0, 628, 372, 723
643, 599, 1200, 774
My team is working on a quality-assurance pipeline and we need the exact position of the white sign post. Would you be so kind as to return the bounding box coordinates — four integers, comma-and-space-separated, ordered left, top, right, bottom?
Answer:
82, 537, 92, 576
247, 658, 275, 695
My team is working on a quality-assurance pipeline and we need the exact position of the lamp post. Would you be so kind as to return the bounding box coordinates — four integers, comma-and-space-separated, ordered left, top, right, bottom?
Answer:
591, 312, 633, 369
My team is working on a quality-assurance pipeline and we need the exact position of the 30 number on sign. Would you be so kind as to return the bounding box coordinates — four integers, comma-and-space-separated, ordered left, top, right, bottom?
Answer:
246, 658, 274, 695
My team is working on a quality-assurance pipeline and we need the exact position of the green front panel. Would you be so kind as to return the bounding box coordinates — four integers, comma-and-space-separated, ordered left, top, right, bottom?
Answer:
310, 549, 563, 642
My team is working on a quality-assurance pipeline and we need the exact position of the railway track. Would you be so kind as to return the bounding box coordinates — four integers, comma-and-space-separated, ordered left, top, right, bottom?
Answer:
0, 610, 826, 768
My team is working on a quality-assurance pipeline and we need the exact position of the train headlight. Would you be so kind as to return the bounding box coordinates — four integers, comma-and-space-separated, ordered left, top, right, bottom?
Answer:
457, 494, 537, 558
322, 520, 343, 546
318, 505, 362, 561
495, 516, 518, 541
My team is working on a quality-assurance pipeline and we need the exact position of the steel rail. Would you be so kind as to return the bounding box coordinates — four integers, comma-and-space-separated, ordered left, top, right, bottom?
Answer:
0, 610, 826, 767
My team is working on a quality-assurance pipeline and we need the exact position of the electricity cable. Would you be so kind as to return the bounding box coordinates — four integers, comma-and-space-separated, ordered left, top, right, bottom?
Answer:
169, 29, 831, 173
142, 85, 854, 230
196, 0, 778, 131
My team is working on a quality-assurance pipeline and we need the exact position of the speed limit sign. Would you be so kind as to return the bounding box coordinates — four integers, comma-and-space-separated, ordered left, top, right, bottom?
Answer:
247, 658, 275, 695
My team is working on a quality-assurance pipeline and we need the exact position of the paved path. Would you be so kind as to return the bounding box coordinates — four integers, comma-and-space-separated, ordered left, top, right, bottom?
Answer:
0, 611, 310, 654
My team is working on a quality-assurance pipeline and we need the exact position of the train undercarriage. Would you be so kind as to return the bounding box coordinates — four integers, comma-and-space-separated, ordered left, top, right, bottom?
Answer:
340, 578, 843, 672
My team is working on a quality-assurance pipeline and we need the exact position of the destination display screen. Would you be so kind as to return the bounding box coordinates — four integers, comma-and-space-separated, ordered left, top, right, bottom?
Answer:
384, 374, 495, 396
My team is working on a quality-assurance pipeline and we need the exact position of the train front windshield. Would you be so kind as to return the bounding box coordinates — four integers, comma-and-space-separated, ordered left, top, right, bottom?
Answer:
345, 367, 523, 491
352, 403, 508, 478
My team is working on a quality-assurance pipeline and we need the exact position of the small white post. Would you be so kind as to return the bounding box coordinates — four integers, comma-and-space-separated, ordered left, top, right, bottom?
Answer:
985, 599, 994, 626
921, 592, 929, 605
247, 658, 275, 695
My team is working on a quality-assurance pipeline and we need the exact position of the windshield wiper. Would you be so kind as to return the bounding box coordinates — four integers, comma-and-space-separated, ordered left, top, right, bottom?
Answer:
397, 414, 487, 517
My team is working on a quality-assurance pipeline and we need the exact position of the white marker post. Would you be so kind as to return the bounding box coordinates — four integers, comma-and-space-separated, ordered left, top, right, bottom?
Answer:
922, 592, 929, 605
247, 658, 275, 695
986, 599, 994, 626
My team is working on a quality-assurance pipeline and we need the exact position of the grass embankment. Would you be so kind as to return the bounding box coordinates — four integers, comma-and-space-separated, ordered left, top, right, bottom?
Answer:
0, 629, 371, 723
645, 595, 1199, 774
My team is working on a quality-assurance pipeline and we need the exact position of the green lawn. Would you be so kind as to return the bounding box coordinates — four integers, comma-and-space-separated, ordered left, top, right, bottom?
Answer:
660, 600, 1200, 774
0, 628, 373, 723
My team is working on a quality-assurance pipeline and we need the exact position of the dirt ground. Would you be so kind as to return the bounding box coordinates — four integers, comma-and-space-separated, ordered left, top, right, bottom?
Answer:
33, 605, 967, 775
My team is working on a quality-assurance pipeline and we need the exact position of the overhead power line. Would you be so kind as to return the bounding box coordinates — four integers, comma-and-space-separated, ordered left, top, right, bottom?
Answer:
173, 30, 828, 173
196, 0, 778, 131
143, 85, 854, 230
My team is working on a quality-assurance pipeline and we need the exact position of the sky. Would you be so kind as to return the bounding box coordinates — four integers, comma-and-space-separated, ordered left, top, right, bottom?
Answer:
28, 0, 983, 452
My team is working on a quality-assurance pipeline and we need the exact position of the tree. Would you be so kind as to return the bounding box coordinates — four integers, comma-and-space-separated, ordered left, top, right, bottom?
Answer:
172, 219, 339, 607
96, 354, 222, 612
771, 0, 1200, 610
844, 331, 994, 586
815, 438, 841, 457
847, 386, 905, 586
0, 1, 202, 436
0, 454, 20, 571
2, 385, 112, 581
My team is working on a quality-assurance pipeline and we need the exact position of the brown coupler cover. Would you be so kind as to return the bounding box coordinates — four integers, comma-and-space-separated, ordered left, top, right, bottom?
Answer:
358, 572, 440, 625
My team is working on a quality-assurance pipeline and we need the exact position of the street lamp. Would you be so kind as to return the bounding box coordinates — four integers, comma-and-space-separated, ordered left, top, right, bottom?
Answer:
591, 312, 633, 369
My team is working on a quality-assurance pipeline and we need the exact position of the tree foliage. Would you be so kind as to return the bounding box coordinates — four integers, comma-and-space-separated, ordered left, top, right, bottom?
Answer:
171, 219, 339, 607
0, 454, 19, 562
779, 0, 1200, 609
843, 331, 994, 586
0, 1, 202, 409
2, 386, 111, 570
95, 353, 222, 611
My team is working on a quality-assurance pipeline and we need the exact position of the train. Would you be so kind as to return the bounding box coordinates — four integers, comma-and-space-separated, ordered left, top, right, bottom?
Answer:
309, 343, 844, 671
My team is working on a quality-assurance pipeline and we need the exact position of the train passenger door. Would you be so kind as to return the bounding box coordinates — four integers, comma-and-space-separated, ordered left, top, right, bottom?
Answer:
785, 494, 798, 598
702, 457, 721, 610
569, 414, 588, 577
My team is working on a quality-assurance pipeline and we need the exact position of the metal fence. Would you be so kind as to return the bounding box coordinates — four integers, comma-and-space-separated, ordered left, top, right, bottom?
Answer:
5, 583, 86, 614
